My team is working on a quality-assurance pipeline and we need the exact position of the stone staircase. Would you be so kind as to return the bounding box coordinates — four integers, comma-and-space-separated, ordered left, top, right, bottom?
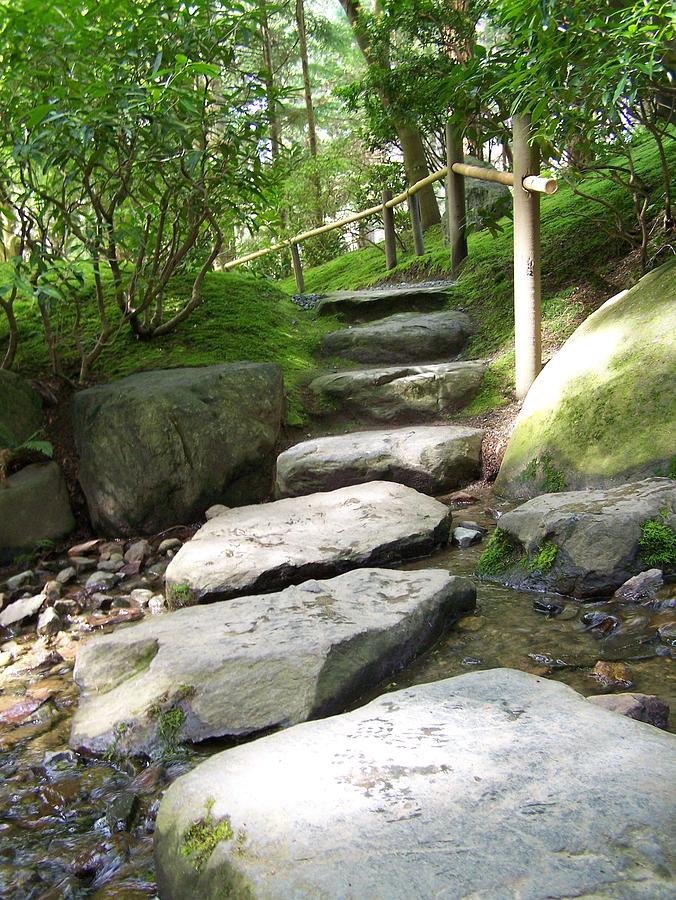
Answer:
289, 282, 487, 494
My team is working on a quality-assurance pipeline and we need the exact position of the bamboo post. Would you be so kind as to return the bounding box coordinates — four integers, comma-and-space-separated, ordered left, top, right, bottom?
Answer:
290, 242, 304, 293
409, 193, 425, 256
512, 114, 542, 399
383, 188, 397, 270
445, 121, 467, 276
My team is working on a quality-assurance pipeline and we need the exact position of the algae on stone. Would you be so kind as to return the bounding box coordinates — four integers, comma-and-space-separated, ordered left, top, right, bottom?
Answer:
496, 259, 676, 500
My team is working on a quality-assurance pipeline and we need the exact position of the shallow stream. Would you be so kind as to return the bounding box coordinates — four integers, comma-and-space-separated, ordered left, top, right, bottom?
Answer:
1, 492, 673, 898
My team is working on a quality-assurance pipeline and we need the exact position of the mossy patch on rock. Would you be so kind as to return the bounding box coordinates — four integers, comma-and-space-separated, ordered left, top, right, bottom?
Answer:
182, 799, 235, 872
639, 519, 676, 568
496, 259, 676, 500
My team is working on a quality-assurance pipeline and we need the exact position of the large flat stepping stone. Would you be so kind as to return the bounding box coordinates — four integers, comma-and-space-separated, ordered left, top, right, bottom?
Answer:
479, 476, 676, 597
310, 360, 486, 423
155, 668, 676, 899
165, 481, 452, 602
276, 425, 483, 498
316, 283, 451, 322
69, 569, 475, 757
319, 310, 473, 364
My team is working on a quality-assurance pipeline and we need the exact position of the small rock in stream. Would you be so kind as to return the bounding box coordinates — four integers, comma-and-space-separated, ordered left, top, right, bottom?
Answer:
6, 570, 36, 593
157, 538, 182, 554
587, 692, 669, 729
614, 568, 663, 604
581, 611, 620, 634
56, 566, 76, 585
37, 607, 63, 637
453, 526, 483, 548
533, 600, 565, 617
0, 593, 44, 628
106, 791, 139, 833
589, 660, 633, 688
85, 571, 121, 591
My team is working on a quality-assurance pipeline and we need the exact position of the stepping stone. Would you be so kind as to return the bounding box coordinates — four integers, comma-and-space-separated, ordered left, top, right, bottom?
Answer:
319, 310, 474, 364
276, 425, 483, 498
165, 481, 452, 603
316, 283, 451, 322
155, 669, 676, 899
69, 569, 475, 757
310, 360, 486, 423
481, 477, 676, 597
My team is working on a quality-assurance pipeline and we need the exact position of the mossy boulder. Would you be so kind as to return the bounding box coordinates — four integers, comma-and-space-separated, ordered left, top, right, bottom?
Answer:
496, 259, 676, 500
0, 370, 43, 448
476, 478, 676, 597
73, 363, 285, 535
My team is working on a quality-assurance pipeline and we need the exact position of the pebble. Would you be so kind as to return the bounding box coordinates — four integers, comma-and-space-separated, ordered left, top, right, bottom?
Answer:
37, 608, 62, 637
53, 598, 79, 617
146, 561, 168, 578
614, 569, 663, 604
589, 660, 633, 688
124, 540, 151, 566
85, 571, 121, 591
68, 539, 102, 557
97, 558, 125, 573
148, 595, 166, 614
70, 557, 97, 574
290, 292, 326, 310
106, 791, 139, 833
158, 538, 182, 555
205, 503, 230, 520
0, 594, 44, 628
6, 571, 35, 593
587, 692, 669, 729
56, 567, 77, 585
43, 581, 62, 603
452, 526, 483, 548
130, 589, 154, 607
43, 749, 79, 772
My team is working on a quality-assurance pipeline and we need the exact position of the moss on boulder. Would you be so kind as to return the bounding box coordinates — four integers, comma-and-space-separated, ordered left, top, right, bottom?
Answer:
496, 259, 676, 500
0, 370, 43, 448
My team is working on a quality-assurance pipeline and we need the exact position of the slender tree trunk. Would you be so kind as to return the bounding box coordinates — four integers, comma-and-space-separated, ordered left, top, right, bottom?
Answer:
295, 0, 323, 226
338, 0, 441, 229
260, 4, 281, 162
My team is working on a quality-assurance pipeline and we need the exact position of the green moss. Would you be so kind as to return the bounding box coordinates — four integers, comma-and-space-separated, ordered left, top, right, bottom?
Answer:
158, 706, 185, 753
182, 799, 234, 872
639, 519, 676, 568
540, 454, 567, 493
166, 583, 194, 610
104, 721, 129, 761
528, 540, 559, 574
666, 456, 676, 479
517, 458, 538, 483
476, 528, 521, 575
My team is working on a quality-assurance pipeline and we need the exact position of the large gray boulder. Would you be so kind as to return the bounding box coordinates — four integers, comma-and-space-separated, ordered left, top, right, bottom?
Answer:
496, 259, 676, 500
276, 425, 483, 498
73, 363, 285, 535
165, 481, 452, 603
319, 310, 473, 365
0, 463, 75, 564
477, 477, 676, 597
315, 283, 450, 322
155, 669, 676, 900
0, 370, 43, 448
309, 360, 486, 424
70, 568, 475, 757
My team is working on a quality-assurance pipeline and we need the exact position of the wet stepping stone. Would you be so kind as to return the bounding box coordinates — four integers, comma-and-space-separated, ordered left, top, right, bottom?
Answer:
165, 481, 452, 602
316, 283, 451, 322
310, 360, 486, 423
155, 669, 676, 899
69, 568, 475, 757
320, 310, 474, 365
276, 425, 483, 498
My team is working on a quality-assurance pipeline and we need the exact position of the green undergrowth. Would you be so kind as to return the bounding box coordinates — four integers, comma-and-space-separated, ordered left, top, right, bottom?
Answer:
0, 268, 338, 426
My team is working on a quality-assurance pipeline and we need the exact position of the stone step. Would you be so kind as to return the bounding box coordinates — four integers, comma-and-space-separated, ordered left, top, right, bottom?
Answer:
316, 282, 451, 322
319, 310, 473, 365
69, 568, 475, 757
165, 481, 452, 603
155, 669, 676, 900
276, 425, 483, 498
309, 360, 486, 424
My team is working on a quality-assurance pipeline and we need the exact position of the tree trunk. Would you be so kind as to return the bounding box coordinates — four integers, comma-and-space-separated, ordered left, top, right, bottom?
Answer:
260, 4, 281, 162
338, 0, 441, 229
295, 0, 323, 225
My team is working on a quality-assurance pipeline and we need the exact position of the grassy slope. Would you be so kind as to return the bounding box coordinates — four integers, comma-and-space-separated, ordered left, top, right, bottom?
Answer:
2, 138, 672, 425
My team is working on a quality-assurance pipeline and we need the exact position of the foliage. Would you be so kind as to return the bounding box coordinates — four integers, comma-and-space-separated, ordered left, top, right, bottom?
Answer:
166, 583, 194, 611
0, 427, 53, 484
0, 0, 274, 377
639, 519, 676, 567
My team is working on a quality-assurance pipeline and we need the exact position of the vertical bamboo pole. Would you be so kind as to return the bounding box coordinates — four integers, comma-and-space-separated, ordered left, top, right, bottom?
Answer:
383, 189, 397, 270
290, 242, 304, 294
445, 121, 467, 275
409, 193, 425, 256
512, 114, 542, 399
